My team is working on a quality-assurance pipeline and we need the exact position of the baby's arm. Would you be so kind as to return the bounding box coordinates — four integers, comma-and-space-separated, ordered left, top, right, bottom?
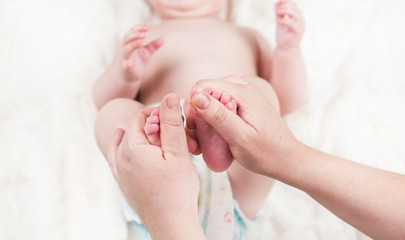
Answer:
258, 0, 307, 115
93, 25, 163, 109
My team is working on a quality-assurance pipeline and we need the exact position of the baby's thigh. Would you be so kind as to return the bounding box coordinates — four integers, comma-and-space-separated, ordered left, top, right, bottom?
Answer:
95, 99, 146, 157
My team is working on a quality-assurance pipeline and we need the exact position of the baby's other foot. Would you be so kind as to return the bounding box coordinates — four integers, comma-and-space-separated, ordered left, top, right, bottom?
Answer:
275, 0, 305, 48
145, 106, 200, 154
144, 108, 161, 146
191, 86, 237, 172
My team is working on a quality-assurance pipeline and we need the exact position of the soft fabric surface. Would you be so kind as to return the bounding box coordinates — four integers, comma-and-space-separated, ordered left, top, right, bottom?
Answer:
0, 0, 404, 239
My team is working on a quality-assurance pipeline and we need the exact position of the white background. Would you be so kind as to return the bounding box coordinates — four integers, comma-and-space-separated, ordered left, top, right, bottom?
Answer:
0, 0, 404, 239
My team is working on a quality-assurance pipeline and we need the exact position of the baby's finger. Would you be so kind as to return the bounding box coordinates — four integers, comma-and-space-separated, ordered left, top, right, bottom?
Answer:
124, 40, 143, 59
123, 59, 132, 72
277, 3, 302, 17
129, 25, 149, 35
145, 38, 164, 55
277, 18, 301, 33
124, 31, 147, 44
276, 7, 299, 20
276, 1, 298, 9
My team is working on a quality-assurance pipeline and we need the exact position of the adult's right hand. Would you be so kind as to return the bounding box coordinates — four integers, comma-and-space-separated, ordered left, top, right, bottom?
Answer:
189, 76, 302, 177
190, 77, 405, 240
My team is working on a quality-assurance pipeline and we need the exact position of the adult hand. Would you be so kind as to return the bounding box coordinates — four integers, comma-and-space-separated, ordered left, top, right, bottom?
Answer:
189, 77, 405, 240
189, 76, 302, 177
108, 94, 205, 240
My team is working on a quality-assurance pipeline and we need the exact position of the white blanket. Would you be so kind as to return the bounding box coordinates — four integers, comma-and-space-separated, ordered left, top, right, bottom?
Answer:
1, 0, 404, 239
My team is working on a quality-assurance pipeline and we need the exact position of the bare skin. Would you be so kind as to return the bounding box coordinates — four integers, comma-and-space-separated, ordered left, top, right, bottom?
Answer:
94, 0, 306, 219
188, 79, 405, 240
110, 86, 405, 240
108, 95, 206, 240
144, 86, 238, 171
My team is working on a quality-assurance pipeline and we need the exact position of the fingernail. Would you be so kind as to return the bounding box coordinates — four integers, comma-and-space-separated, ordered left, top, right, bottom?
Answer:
193, 93, 210, 110
166, 95, 180, 110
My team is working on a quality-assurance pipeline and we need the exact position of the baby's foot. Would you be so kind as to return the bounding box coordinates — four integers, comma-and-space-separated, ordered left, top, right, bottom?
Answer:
275, 0, 305, 48
145, 106, 199, 153
191, 86, 237, 172
144, 108, 161, 146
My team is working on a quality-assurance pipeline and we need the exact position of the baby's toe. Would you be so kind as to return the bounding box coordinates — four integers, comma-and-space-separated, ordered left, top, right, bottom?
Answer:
226, 99, 237, 113
220, 92, 231, 105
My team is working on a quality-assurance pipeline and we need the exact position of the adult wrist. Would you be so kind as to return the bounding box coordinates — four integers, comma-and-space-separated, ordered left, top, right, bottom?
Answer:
147, 214, 205, 240
270, 141, 314, 187
263, 137, 307, 181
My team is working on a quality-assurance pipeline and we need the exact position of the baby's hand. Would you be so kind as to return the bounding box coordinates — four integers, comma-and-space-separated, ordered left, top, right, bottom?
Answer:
119, 25, 164, 82
275, 0, 304, 49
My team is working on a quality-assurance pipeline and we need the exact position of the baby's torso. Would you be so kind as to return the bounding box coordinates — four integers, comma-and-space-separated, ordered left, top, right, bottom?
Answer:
139, 18, 259, 105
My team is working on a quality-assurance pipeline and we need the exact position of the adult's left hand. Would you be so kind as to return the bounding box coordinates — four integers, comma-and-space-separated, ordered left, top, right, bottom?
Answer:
108, 94, 205, 240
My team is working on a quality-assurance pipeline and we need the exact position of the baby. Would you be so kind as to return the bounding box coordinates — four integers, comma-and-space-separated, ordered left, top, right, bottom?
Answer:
94, 0, 306, 238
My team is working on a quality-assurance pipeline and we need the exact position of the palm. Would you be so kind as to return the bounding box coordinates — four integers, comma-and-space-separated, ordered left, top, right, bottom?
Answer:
120, 25, 164, 82
128, 48, 151, 80
276, 25, 300, 47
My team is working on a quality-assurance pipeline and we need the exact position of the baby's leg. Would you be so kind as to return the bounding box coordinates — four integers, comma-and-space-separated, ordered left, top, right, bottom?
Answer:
194, 76, 280, 219
95, 98, 146, 158
191, 87, 237, 172
142, 89, 235, 172
228, 76, 280, 219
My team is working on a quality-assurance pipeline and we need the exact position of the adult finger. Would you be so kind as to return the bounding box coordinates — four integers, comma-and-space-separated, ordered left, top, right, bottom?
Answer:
190, 90, 250, 146
159, 94, 189, 160
145, 38, 164, 55
192, 77, 247, 96
107, 128, 125, 179
183, 100, 196, 129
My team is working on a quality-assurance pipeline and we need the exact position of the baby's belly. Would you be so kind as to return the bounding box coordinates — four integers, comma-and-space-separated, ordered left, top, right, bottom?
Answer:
139, 61, 257, 105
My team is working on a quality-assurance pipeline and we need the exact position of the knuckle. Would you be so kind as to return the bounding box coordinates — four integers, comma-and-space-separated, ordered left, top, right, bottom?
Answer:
222, 74, 237, 80
235, 127, 251, 147
162, 147, 186, 160
195, 78, 216, 88
195, 79, 209, 87
161, 117, 183, 128
212, 104, 228, 126
240, 83, 255, 92
222, 74, 244, 83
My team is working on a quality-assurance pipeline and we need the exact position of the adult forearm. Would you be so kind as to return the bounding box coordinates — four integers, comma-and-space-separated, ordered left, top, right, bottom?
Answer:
271, 47, 307, 114
148, 219, 206, 240
93, 61, 140, 109
140, 203, 205, 240
276, 144, 405, 240
189, 78, 405, 239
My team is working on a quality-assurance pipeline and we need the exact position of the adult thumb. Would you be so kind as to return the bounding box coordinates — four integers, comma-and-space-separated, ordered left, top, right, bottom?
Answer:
191, 92, 248, 145
159, 94, 189, 159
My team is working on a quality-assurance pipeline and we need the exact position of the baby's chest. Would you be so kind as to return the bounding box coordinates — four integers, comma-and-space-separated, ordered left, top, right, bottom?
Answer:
148, 30, 258, 70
